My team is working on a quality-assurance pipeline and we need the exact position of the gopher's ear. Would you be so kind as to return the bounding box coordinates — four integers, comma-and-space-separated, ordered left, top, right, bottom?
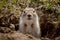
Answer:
20, 12, 23, 16
20, 10, 26, 16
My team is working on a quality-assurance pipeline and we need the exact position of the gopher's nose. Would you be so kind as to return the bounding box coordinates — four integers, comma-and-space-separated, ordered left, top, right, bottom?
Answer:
27, 15, 31, 17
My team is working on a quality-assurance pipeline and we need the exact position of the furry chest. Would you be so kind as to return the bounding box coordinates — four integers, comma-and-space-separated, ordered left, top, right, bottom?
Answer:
24, 23, 34, 34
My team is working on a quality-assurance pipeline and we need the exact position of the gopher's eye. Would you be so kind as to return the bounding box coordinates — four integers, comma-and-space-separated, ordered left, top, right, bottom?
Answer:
33, 10, 35, 13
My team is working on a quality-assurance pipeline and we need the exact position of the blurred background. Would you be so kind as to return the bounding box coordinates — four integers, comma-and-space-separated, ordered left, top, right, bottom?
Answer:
0, 0, 60, 40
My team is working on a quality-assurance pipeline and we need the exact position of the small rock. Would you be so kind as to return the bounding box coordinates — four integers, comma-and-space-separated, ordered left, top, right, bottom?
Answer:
10, 24, 15, 30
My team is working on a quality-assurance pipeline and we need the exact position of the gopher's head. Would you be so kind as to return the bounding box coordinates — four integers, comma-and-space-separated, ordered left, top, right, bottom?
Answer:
21, 7, 37, 20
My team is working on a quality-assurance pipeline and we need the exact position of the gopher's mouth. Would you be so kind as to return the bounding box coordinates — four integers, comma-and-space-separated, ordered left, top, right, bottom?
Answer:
28, 17, 31, 20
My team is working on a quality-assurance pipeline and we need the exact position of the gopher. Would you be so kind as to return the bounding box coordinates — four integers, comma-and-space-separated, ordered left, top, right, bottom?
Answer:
19, 7, 40, 38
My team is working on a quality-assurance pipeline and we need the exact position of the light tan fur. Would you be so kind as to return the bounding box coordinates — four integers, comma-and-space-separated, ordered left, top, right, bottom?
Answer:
19, 7, 41, 38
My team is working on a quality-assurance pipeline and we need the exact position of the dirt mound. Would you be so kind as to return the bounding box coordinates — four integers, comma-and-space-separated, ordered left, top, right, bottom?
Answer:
0, 27, 40, 40
0, 31, 40, 40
